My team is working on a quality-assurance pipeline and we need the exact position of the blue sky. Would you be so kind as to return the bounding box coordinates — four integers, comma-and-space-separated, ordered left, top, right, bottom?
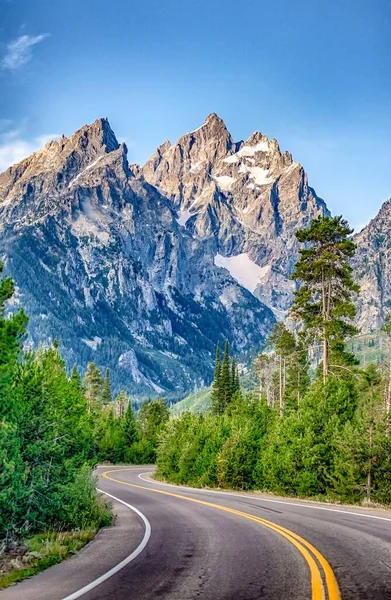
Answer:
0, 0, 390, 230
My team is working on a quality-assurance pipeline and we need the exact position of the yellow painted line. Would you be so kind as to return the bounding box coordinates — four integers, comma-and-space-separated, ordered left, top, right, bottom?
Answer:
102, 468, 341, 600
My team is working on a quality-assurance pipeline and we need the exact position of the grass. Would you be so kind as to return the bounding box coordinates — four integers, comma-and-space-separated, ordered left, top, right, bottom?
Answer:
0, 528, 98, 589
171, 386, 212, 414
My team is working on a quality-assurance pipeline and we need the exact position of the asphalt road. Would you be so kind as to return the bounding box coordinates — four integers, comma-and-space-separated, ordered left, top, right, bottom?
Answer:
2, 466, 391, 600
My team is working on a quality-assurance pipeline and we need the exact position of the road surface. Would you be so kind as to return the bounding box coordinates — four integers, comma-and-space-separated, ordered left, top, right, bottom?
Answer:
2, 466, 391, 600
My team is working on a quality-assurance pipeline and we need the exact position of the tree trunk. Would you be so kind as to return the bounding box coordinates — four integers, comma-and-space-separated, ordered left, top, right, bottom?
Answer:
279, 355, 283, 416
321, 270, 328, 384
367, 423, 373, 501
387, 338, 391, 414
323, 334, 328, 385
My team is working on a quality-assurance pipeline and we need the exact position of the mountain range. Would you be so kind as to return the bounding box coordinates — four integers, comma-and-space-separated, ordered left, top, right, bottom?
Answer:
0, 113, 386, 396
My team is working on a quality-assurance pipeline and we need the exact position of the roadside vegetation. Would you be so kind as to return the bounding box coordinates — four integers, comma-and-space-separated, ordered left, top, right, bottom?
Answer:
0, 264, 169, 586
156, 216, 391, 505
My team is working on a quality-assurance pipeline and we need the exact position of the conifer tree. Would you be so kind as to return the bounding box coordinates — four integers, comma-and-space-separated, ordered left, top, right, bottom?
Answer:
220, 340, 232, 411
211, 342, 222, 414
235, 364, 240, 394
268, 323, 297, 414
115, 389, 128, 417
70, 364, 81, 389
382, 311, 391, 414
123, 398, 139, 447
231, 358, 240, 395
231, 357, 236, 393
83, 362, 104, 413
101, 368, 112, 406
291, 216, 359, 383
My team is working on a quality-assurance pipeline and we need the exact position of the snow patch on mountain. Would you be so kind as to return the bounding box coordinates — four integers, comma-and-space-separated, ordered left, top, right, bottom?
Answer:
239, 163, 272, 186
68, 155, 105, 188
190, 161, 203, 172
237, 141, 270, 157
223, 154, 239, 164
213, 175, 236, 191
176, 197, 200, 226
214, 253, 271, 294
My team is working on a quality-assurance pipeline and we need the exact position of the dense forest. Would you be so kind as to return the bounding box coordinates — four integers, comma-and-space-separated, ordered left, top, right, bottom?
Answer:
156, 217, 391, 504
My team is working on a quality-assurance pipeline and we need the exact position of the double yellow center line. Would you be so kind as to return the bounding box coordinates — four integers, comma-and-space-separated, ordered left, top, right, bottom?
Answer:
102, 469, 341, 600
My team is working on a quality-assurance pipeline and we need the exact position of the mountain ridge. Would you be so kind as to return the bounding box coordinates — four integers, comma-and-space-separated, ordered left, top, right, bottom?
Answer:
2, 112, 383, 396
0, 114, 285, 396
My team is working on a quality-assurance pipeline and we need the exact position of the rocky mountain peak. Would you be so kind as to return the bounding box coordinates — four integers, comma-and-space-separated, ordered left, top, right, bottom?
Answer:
353, 197, 391, 332
140, 114, 328, 315
66, 117, 119, 155
0, 118, 124, 229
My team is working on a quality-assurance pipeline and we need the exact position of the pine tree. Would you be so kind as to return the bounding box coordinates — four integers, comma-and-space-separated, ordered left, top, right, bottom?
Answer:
231, 358, 240, 395
70, 364, 81, 389
114, 389, 128, 418
254, 353, 273, 404
211, 342, 222, 414
291, 216, 359, 384
83, 362, 104, 413
382, 311, 391, 414
268, 323, 297, 415
219, 340, 232, 412
235, 364, 240, 394
123, 398, 139, 448
101, 368, 112, 406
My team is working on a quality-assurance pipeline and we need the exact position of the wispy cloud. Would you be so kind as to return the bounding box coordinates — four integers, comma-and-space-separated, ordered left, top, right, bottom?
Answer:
1, 33, 50, 70
0, 127, 59, 172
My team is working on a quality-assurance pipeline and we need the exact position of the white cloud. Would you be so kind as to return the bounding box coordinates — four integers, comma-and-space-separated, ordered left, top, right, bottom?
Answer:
1, 33, 50, 70
0, 128, 59, 173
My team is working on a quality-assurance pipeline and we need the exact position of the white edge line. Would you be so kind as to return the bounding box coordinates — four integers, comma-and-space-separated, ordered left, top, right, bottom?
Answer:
61, 489, 151, 600
137, 472, 391, 523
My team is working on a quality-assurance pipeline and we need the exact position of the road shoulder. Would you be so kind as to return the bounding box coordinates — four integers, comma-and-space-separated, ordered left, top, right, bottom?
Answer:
0, 496, 145, 600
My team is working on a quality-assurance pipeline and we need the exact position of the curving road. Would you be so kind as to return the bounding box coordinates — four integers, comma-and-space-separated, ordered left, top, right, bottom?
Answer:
2, 466, 391, 600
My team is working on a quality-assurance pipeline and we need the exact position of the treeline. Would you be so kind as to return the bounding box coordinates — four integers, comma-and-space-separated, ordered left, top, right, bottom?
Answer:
0, 266, 168, 546
156, 216, 391, 504
87, 364, 169, 464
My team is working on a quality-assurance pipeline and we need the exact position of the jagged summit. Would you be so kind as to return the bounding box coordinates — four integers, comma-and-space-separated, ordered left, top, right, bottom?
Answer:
187, 112, 228, 134
0, 117, 119, 185
0, 113, 333, 395
140, 114, 328, 314
68, 117, 120, 154
0, 118, 125, 223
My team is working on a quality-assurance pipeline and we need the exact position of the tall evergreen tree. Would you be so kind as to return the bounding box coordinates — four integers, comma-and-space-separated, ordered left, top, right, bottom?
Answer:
231, 358, 240, 395
83, 362, 104, 413
291, 216, 359, 383
211, 342, 222, 414
268, 323, 297, 414
114, 389, 128, 417
382, 311, 391, 414
101, 368, 112, 406
220, 340, 232, 411
123, 398, 139, 447
70, 364, 81, 389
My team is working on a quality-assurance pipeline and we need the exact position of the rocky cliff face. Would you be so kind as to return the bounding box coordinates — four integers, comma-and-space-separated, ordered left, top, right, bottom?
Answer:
141, 113, 329, 315
0, 117, 280, 396
353, 200, 391, 333
0, 113, 333, 395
